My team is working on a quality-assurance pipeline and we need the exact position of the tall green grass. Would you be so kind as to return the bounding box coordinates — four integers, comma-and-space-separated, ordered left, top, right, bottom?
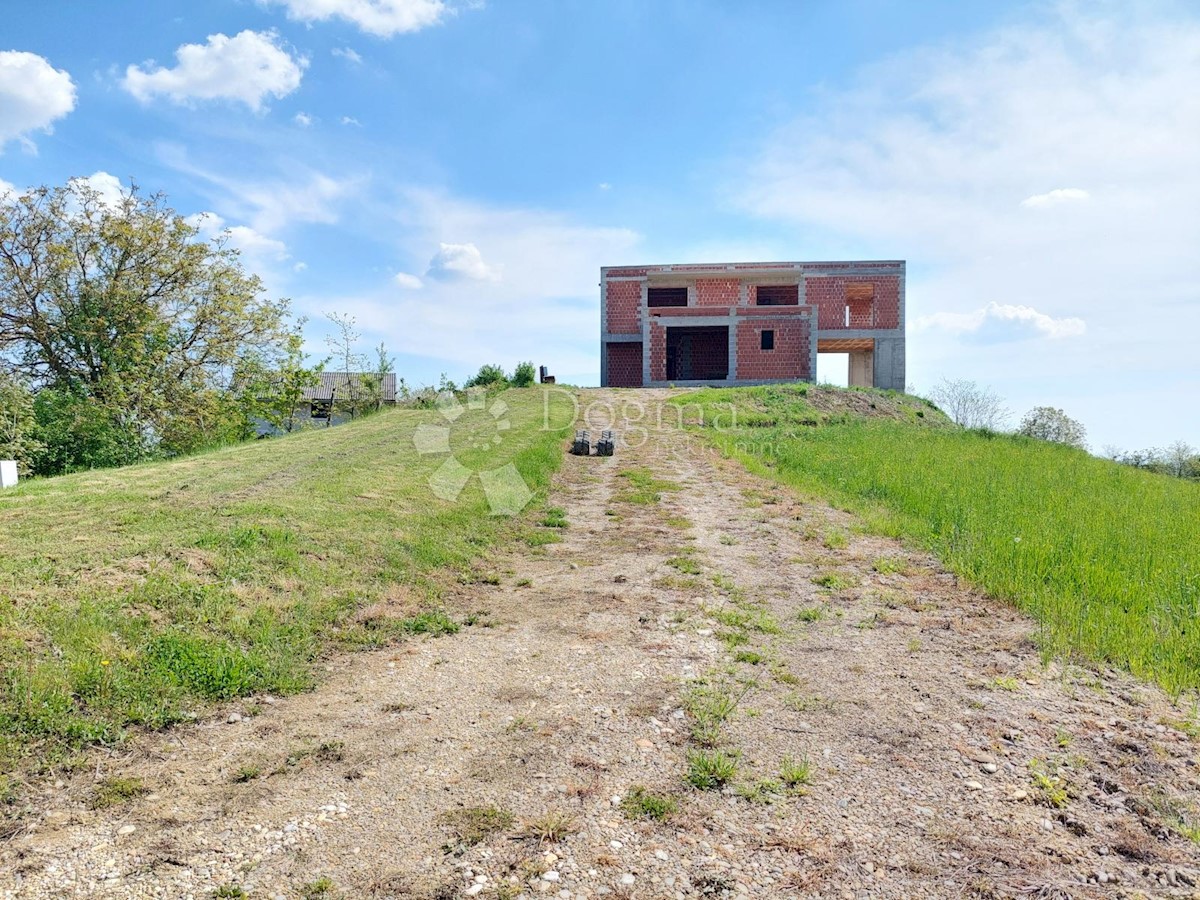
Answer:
680, 386, 1200, 695
0, 388, 572, 766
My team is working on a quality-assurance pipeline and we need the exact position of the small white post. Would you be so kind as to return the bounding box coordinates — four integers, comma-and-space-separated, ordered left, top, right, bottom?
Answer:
0, 460, 18, 488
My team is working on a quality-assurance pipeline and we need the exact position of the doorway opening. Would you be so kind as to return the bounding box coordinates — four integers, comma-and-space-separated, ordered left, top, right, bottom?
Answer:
666, 326, 728, 381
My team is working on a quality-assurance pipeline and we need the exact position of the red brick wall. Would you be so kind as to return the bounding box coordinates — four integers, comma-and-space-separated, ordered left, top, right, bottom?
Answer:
649, 322, 666, 382
807, 276, 900, 330
606, 280, 641, 334
735, 320, 811, 380
606, 342, 642, 387
695, 278, 740, 306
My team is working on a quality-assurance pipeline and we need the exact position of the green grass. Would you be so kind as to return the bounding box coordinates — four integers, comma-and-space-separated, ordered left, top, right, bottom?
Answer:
686, 748, 738, 790
440, 804, 515, 846
677, 384, 1200, 695
779, 753, 814, 788
0, 388, 572, 768
666, 555, 703, 575
89, 775, 147, 809
300, 877, 336, 899
620, 785, 678, 821
614, 467, 680, 504
812, 571, 855, 591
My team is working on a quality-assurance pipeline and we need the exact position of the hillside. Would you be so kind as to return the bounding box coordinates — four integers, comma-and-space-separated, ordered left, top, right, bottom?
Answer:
0, 388, 571, 771
3, 385, 1200, 900
677, 383, 1200, 693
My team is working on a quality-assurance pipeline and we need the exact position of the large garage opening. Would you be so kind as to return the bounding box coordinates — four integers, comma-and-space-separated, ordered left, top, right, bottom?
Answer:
818, 338, 874, 388
667, 326, 728, 381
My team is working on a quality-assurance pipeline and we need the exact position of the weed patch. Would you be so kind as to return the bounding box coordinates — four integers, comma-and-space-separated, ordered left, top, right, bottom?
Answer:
621, 785, 678, 822
686, 749, 738, 790
89, 776, 147, 809
440, 805, 515, 846
615, 467, 679, 505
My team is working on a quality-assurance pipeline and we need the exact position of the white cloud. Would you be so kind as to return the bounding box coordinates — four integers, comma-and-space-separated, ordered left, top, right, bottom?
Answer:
393, 271, 423, 289
0, 177, 16, 197
122, 30, 307, 111
71, 171, 125, 207
294, 111, 315, 127
238, 172, 355, 232
187, 211, 289, 262
332, 47, 363, 64
732, 5, 1200, 448
426, 241, 500, 282
0, 51, 76, 150
266, 0, 447, 37
159, 146, 360, 234
341, 115, 361, 126
915, 302, 1086, 342
598, 182, 612, 191
292, 189, 640, 378
1021, 188, 1090, 208
294, 261, 308, 272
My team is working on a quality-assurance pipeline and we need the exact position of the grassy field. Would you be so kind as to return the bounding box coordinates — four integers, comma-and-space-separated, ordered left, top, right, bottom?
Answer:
0, 388, 573, 769
678, 384, 1200, 695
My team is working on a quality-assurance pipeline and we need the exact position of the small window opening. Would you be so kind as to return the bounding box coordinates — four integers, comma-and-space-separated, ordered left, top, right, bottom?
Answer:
311, 399, 332, 419
756, 285, 799, 306
761, 330, 775, 351
648, 287, 688, 308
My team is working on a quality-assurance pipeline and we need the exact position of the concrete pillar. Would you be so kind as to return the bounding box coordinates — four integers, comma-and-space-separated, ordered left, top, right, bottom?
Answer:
872, 336, 906, 391
849, 350, 874, 388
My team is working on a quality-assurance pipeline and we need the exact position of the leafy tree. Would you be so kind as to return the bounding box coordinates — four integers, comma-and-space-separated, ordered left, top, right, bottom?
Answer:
0, 179, 292, 471
464, 364, 507, 389
1017, 406, 1087, 449
927, 378, 1009, 430
1110, 443, 1200, 479
0, 373, 41, 474
1164, 441, 1199, 479
361, 341, 395, 412
510, 361, 536, 388
236, 323, 324, 434
324, 312, 370, 419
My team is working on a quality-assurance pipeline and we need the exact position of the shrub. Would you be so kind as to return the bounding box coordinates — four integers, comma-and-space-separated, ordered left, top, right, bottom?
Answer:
1018, 406, 1087, 449
0, 374, 40, 475
464, 364, 507, 389
510, 361, 536, 388
30, 386, 149, 476
927, 377, 1009, 429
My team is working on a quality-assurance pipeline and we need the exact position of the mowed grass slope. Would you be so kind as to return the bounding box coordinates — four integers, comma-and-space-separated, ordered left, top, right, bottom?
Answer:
679, 384, 1200, 694
0, 388, 571, 767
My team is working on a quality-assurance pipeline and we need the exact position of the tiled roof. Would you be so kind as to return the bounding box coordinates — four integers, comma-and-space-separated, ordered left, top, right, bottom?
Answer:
301, 372, 398, 402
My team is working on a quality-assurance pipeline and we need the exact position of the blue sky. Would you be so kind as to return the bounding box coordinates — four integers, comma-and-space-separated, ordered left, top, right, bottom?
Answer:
2, 0, 1198, 451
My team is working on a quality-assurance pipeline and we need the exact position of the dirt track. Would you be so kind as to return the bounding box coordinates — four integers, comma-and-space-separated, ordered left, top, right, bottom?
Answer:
5, 389, 1200, 899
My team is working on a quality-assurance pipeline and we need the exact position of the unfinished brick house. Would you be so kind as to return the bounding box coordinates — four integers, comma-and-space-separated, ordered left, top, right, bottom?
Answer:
600, 260, 905, 390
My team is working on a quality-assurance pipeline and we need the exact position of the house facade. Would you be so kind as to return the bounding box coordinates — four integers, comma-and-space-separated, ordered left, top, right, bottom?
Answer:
600, 260, 905, 390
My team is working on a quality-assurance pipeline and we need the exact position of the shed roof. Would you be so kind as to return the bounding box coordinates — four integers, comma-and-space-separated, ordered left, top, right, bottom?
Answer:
301, 372, 398, 402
